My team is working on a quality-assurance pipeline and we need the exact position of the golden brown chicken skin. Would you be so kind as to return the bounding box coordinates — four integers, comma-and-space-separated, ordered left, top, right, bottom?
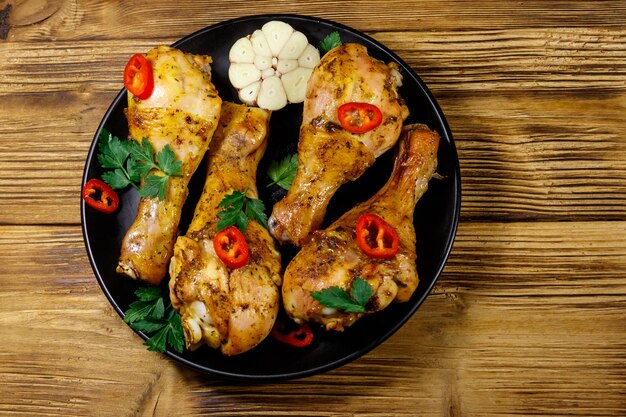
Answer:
269, 43, 409, 246
168, 102, 282, 356
117, 46, 222, 285
282, 124, 439, 331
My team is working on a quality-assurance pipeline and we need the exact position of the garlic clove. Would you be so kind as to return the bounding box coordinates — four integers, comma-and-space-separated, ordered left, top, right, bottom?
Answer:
254, 55, 272, 71
261, 67, 276, 79
276, 59, 298, 75
281, 67, 313, 103
229, 37, 255, 64
228, 63, 261, 89
262, 20, 294, 56
257, 76, 287, 111
238, 81, 261, 105
250, 30, 272, 57
228, 20, 320, 110
278, 31, 309, 60
298, 44, 321, 69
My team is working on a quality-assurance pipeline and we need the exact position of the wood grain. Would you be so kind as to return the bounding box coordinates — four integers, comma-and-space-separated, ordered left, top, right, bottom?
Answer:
0, 222, 624, 416
3, 0, 626, 42
1, 1, 626, 415
1, 26, 626, 224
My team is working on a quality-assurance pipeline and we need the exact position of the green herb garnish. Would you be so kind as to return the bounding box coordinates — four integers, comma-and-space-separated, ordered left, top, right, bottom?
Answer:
123, 285, 184, 353
267, 153, 298, 190
310, 277, 373, 313
97, 128, 182, 200
98, 129, 138, 190
217, 187, 269, 231
318, 31, 342, 56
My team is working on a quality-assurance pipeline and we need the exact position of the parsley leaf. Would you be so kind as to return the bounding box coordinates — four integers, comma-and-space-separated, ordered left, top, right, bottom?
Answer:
126, 156, 151, 183
141, 309, 184, 353
216, 188, 268, 231
98, 130, 130, 170
165, 310, 185, 353
319, 31, 342, 56
97, 130, 137, 190
217, 206, 249, 232
135, 285, 162, 302
144, 324, 170, 353
351, 278, 374, 307
128, 139, 158, 171
123, 285, 184, 354
139, 174, 169, 201
133, 143, 182, 200
311, 277, 373, 314
130, 318, 167, 333
123, 296, 165, 324
267, 153, 298, 190
101, 169, 132, 189
96, 129, 182, 200
218, 189, 246, 210
245, 197, 269, 229
156, 145, 183, 177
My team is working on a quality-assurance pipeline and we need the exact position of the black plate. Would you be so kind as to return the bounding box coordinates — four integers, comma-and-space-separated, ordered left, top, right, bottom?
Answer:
81, 14, 461, 381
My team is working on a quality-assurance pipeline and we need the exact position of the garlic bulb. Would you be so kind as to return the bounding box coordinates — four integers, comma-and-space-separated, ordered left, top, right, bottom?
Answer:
228, 20, 321, 111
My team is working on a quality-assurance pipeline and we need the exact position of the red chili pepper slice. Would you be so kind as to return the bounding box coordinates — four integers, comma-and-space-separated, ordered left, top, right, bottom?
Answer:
213, 226, 249, 269
355, 213, 399, 259
82, 178, 119, 214
337, 102, 383, 134
271, 319, 314, 348
123, 53, 154, 100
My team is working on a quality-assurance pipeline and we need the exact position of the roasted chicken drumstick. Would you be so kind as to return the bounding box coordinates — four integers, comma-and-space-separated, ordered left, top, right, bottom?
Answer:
282, 124, 439, 331
117, 46, 222, 284
169, 102, 282, 355
269, 43, 409, 246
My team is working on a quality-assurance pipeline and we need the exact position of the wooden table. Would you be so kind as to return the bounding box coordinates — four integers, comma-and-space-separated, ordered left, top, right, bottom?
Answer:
1, 1, 625, 415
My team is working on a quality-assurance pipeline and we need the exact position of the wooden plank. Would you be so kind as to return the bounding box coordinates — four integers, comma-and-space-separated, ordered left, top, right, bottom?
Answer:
379, 29, 626, 220
1, 27, 626, 225
0, 224, 196, 417
3, 27, 626, 94
0, 222, 624, 416
379, 28, 626, 91
441, 221, 626, 298
2, 101, 625, 224
2, 0, 626, 42
446, 90, 626, 221
2, 1, 625, 416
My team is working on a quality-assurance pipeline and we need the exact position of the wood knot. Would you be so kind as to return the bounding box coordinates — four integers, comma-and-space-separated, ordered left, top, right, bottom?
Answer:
4, 0, 64, 36
0, 4, 11, 40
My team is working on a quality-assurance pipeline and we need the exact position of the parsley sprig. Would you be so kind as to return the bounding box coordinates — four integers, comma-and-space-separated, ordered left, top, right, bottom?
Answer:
311, 277, 373, 313
217, 188, 269, 231
267, 153, 298, 190
97, 128, 182, 200
123, 285, 184, 353
319, 31, 342, 56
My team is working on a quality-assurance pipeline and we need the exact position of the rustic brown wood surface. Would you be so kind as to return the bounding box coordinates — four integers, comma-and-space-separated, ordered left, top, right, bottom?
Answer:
1, 0, 625, 416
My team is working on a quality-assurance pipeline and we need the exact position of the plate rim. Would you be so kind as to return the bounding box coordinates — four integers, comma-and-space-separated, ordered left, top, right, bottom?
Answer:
81, 13, 461, 381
